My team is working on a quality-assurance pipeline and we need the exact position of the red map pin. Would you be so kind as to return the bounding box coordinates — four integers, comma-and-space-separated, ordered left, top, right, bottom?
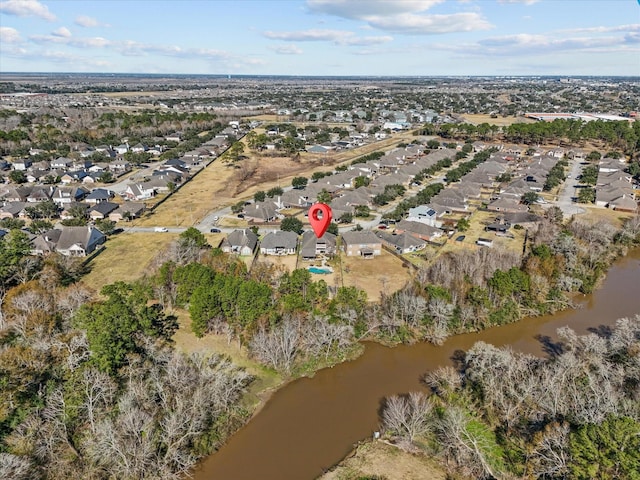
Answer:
308, 203, 332, 238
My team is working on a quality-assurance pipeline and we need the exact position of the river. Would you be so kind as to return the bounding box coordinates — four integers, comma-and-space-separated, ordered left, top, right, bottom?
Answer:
194, 248, 640, 480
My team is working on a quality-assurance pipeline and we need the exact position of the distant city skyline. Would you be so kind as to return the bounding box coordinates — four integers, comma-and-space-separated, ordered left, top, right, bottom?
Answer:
1, 0, 639, 76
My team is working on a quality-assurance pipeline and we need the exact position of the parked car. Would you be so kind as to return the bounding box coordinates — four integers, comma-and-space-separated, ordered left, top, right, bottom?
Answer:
378, 224, 388, 230
237, 214, 245, 219
154, 227, 168, 232
455, 235, 465, 242
210, 228, 221, 233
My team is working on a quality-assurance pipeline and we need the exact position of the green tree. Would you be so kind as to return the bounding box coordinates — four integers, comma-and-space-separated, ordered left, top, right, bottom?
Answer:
578, 187, 596, 204
291, 176, 308, 189
522, 191, 540, 205
254, 190, 266, 202
0, 229, 33, 285
327, 222, 339, 235
316, 189, 331, 204
569, 415, 640, 480
74, 281, 177, 374
179, 227, 208, 248
457, 218, 470, 232
95, 219, 116, 235
354, 205, 370, 218
98, 171, 115, 183
231, 201, 245, 214
267, 186, 284, 198
281, 216, 303, 234
9, 170, 26, 184
338, 212, 353, 224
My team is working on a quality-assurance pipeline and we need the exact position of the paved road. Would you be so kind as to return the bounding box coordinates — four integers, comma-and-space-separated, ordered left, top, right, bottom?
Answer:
555, 156, 586, 217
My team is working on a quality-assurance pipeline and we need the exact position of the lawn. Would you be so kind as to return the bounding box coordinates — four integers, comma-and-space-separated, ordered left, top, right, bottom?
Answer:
81, 232, 177, 292
320, 440, 446, 480
338, 250, 411, 302
460, 113, 536, 126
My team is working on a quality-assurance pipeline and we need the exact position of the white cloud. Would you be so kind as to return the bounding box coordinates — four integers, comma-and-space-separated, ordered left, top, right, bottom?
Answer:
497, 0, 540, 5
307, 0, 443, 19
52, 27, 71, 38
0, 26, 21, 43
75, 15, 98, 27
366, 12, 492, 34
306, 0, 491, 35
263, 28, 393, 46
271, 44, 304, 55
557, 24, 640, 35
0, 0, 56, 21
428, 29, 640, 57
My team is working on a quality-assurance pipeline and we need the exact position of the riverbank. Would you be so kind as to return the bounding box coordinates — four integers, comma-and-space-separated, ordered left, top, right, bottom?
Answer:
192, 247, 640, 480
319, 439, 446, 480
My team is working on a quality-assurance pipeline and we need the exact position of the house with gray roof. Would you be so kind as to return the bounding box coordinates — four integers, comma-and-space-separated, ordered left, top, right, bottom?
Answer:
376, 231, 426, 254
244, 200, 281, 223
395, 220, 444, 242
260, 230, 299, 255
406, 205, 442, 227
300, 230, 337, 260
220, 229, 258, 256
31, 226, 105, 257
340, 231, 381, 257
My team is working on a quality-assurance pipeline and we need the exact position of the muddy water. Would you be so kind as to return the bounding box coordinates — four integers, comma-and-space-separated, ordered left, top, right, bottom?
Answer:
194, 249, 640, 480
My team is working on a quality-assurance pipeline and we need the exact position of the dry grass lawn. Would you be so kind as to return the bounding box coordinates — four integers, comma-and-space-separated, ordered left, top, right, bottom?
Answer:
81, 232, 177, 292
338, 250, 412, 302
460, 114, 536, 126
320, 440, 446, 480
578, 206, 635, 228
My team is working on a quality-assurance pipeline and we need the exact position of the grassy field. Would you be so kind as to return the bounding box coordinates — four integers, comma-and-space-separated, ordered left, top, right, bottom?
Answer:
338, 250, 411, 302
320, 440, 446, 480
81, 232, 178, 292
460, 113, 536, 126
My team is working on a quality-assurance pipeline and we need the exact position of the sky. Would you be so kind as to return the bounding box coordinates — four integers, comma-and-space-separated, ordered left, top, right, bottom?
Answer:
0, 0, 639, 76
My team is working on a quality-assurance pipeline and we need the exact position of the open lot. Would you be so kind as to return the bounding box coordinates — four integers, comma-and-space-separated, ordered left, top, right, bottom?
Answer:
338, 250, 411, 302
459, 113, 536, 126
81, 232, 177, 292
320, 440, 445, 480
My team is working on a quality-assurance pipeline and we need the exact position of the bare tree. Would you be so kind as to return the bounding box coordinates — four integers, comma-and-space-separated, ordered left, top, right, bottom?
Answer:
527, 422, 570, 479
250, 316, 301, 373
303, 314, 354, 360
383, 392, 433, 444
0, 453, 34, 480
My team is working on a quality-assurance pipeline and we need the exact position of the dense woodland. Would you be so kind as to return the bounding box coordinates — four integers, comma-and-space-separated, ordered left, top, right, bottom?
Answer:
382, 317, 640, 479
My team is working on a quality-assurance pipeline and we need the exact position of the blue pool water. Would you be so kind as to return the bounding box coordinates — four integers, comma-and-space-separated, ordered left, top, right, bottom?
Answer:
308, 267, 332, 274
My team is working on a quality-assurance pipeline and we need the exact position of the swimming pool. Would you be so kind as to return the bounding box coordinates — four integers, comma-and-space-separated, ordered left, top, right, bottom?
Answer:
307, 266, 333, 274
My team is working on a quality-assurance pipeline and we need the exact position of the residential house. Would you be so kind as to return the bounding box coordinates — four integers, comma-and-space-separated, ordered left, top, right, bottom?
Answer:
340, 231, 382, 257
0, 202, 27, 219
243, 201, 280, 223
376, 231, 426, 254
300, 230, 337, 260
406, 205, 441, 227
220, 229, 258, 256
12, 158, 32, 171
124, 183, 156, 201
487, 198, 529, 213
51, 187, 88, 206
395, 220, 444, 242
109, 202, 145, 222
260, 231, 298, 255
85, 188, 113, 205
89, 201, 119, 220
31, 226, 106, 257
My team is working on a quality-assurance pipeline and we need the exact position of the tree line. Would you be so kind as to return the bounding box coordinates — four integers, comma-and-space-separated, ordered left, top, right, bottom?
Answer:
381, 316, 640, 479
